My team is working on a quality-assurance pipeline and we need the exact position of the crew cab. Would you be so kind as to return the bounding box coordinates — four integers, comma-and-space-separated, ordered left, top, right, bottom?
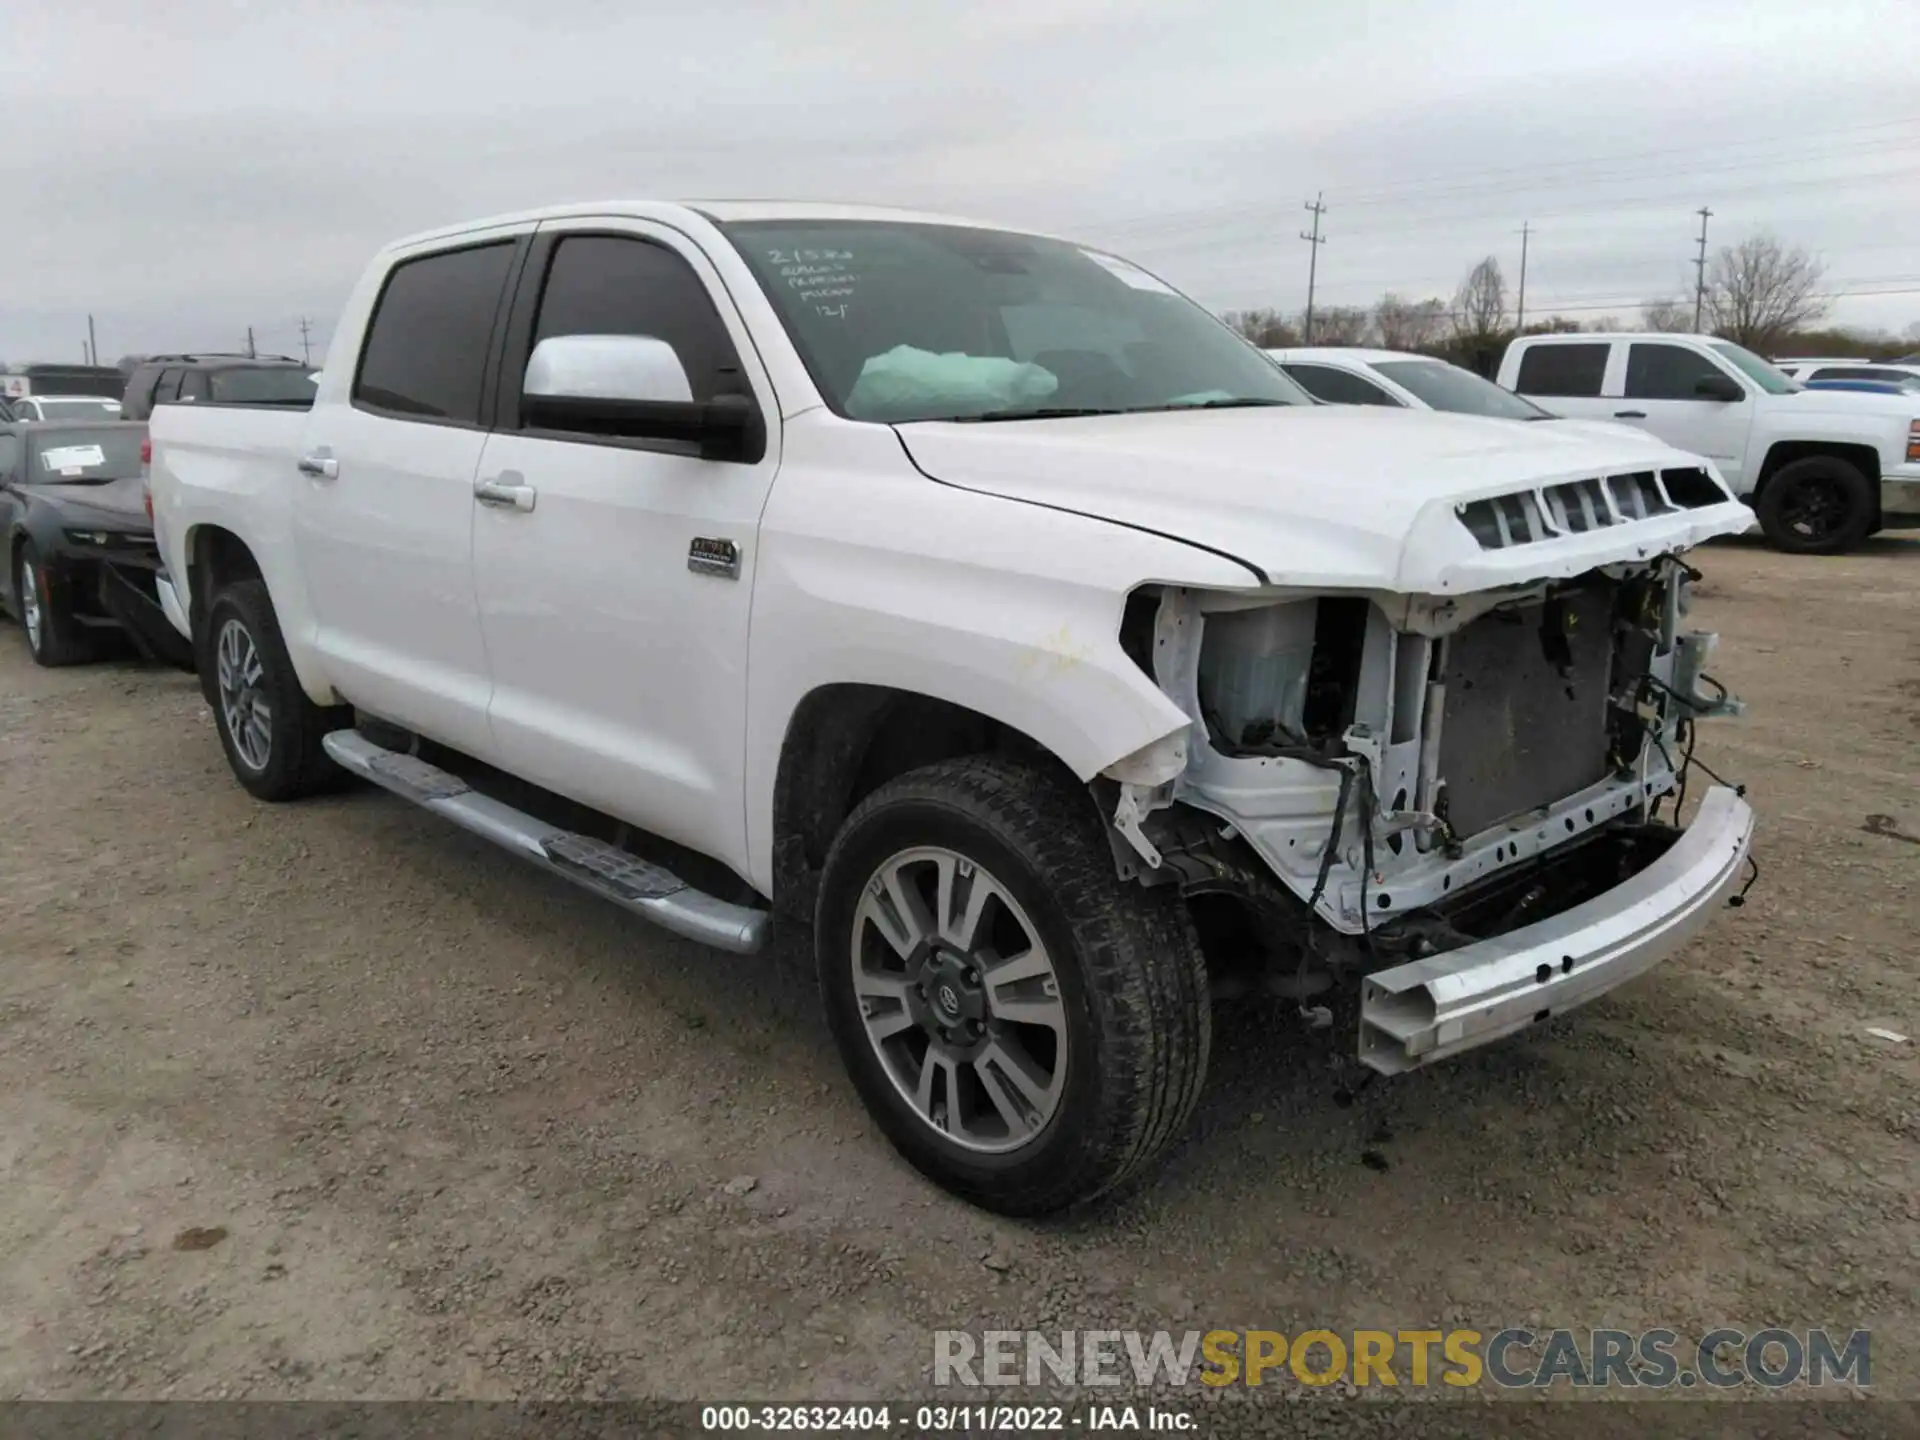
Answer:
150, 202, 1758, 1214
1499, 332, 1920, 552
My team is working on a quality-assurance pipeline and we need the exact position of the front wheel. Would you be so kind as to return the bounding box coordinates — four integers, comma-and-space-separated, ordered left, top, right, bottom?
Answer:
1755, 457, 1875, 554
815, 757, 1210, 1215
14, 542, 91, 666
203, 578, 349, 801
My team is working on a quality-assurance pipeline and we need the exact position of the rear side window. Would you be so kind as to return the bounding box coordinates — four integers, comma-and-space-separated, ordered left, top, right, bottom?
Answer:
178, 371, 210, 402
355, 242, 516, 425
0, 433, 18, 478
1625, 344, 1728, 400
1281, 362, 1402, 407
153, 369, 184, 404
526, 235, 744, 405
211, 368, 317, 405
1514, 343, 1608, 397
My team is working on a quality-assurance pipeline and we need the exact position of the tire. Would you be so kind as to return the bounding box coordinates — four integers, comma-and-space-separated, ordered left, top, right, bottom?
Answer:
815, 756, 1210, 1215
203, 577, 349, 801
1755, 457, 1875, 555
14, 541, 92, 666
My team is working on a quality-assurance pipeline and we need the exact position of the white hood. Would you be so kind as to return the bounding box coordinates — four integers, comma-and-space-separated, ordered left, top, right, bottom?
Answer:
896, 405, 1755, 594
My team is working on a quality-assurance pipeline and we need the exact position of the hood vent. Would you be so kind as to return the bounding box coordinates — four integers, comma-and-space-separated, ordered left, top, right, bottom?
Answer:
1457, 467, 1729, 550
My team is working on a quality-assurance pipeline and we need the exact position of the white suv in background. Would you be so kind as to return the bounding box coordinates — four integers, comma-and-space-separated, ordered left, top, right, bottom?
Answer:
1498, 332, 1920, 553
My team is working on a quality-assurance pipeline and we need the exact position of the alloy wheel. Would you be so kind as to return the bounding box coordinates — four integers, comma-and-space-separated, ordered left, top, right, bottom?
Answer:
850, 846, 1068, 1154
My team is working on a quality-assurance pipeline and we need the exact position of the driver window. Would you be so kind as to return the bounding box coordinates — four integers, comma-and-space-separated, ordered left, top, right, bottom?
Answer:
527, 235, 746, 411
1625, 344, 1733, 401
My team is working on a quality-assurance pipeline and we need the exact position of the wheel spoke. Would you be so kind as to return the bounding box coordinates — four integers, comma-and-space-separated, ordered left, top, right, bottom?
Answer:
984, 946, 1051, 986
988, 991, 1066, 1030
863, 865, 932, 960
936, 856, 994, 951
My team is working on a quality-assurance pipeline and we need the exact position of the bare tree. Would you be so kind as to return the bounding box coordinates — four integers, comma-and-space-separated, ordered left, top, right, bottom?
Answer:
1374, 294, 1447, 351
1706, 232, 1829, 351
1450, 256, 1508, 344
1221, 308, 1300, 349
1307, 306, 1372, 346
1639, 297, 1694, 332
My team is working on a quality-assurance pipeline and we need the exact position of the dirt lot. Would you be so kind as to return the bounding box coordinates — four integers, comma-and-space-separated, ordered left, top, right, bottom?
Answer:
0, 537, 1915, 1424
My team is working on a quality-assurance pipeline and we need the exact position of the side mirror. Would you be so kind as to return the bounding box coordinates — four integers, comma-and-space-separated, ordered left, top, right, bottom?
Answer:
1693, 373, 1744, 402
522, 334, 763, 463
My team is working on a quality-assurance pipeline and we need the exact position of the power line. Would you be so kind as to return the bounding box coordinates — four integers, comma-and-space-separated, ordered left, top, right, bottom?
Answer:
1300, 193, 1327, 344
1074, 115, 1920, 237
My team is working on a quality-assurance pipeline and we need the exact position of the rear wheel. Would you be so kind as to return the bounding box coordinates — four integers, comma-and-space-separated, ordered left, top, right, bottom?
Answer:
1755, 457, 1875, 554
203, 578, 349, 801
815, 756, 1210, 1215
14, 542, 91, 666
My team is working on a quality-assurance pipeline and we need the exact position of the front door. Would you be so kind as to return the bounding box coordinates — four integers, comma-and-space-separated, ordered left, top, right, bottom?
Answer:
293, 235, 522, 758
1614, 341, 1753, 471
471, 223, 781, 877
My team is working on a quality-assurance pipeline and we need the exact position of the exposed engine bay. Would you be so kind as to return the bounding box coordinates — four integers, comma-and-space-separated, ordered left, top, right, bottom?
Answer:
1108, 551, 1747, 985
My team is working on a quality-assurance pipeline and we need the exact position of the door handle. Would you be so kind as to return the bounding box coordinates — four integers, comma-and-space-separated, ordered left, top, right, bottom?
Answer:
297, 453, 338, 479
474, 476, 537, 512
1613, 410, 1647, 419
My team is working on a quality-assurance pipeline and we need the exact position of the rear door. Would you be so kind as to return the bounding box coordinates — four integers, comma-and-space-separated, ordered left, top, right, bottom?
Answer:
469, 221, 782, 872
292, 230, 526, 757
1616, 341, 1753, 469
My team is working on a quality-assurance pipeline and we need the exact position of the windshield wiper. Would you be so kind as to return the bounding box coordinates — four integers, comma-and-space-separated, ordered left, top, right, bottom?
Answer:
952, 406, 1128, 423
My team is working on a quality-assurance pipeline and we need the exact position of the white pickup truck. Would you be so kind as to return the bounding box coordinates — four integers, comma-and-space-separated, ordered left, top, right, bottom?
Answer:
150, 201, 1758, 1214
1498, 331, 1920, 553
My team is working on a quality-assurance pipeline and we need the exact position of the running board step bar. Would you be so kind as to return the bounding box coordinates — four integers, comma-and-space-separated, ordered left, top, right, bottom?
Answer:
321, 729, 769, 954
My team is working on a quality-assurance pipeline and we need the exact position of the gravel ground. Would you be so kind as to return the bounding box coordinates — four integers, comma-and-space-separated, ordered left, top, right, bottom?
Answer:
0, 537, 1914, 1430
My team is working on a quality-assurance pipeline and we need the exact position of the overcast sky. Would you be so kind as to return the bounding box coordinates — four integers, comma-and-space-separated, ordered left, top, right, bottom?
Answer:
4, 0, 1918, 365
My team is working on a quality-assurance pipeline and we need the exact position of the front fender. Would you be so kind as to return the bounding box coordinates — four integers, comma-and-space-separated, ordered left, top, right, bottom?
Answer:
741, 433, 1255, 895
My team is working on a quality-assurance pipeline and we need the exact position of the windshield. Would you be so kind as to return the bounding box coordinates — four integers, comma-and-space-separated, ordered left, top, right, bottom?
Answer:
210, 367, 317, 405
1709, 341, 1800, 394
25, 426, 144, 483
1370, 360, 1548, 420
30, 397, 123, 420
722, 220, 1312, 422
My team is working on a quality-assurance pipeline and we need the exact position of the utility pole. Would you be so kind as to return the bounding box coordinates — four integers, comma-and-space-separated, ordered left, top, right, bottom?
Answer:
1692, 206, 1713, 332
1515, 223, 1531, 332
1300, 193, 1327, 344
87, 314, 98, 367
298, 317, 313, 366
246, 326, 257, 359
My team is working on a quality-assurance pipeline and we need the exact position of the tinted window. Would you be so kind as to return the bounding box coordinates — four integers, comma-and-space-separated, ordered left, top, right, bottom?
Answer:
178, 370, 210, 402
527, 235, 744, 406
0, 433, 17, 478
1371, 360, 1546, 419
1281, 362, 1402, 407
1513, 343, 1608, 397
153, 369, 184, 404
211, 367, 317, 405
1707, 341, 1796, 395
355, 242, 516, 424
1625, 344, 1734, 400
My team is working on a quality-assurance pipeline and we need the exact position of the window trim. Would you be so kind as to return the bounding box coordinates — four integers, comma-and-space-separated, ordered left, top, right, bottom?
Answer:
349, 235, 529, 433
488, 225, 768, 461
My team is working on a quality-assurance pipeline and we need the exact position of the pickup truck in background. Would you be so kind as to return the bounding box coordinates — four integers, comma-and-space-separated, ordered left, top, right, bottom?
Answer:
150, 202, 1758, 1214
1498, 332, 1920, 553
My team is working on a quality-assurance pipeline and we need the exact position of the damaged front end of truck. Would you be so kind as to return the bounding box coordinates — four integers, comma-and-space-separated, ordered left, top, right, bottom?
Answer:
1103, 463, 1760, 1074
